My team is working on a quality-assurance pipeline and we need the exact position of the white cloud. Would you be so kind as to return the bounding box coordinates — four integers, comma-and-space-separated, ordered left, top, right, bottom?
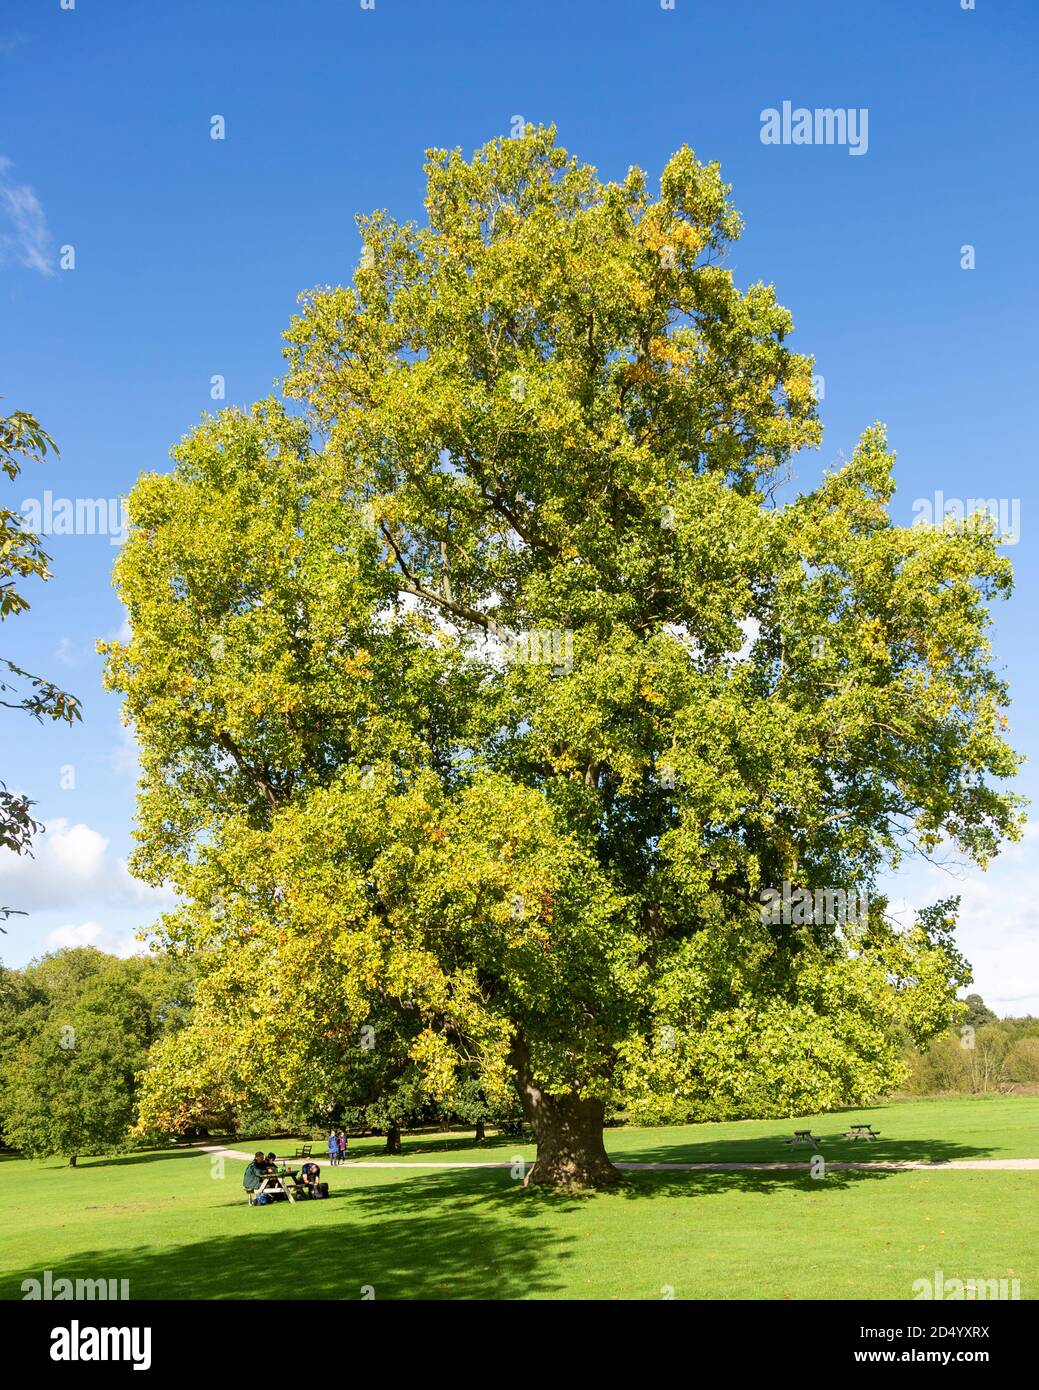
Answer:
0, 155, 54, 276
110, 722, 141, 779
44, 920, 143, 959
882, 820, 1039, 1016
55, 637, 83, 667
0, 817, 174, 913
33, 819, 107, 892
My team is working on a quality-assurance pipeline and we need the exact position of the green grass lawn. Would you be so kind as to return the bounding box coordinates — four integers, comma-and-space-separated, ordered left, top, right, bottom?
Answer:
2, 1095, 1036, 1301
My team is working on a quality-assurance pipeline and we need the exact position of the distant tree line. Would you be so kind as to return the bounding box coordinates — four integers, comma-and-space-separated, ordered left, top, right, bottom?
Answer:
0, 948, 193, 1165
900, 993, 1039, 1095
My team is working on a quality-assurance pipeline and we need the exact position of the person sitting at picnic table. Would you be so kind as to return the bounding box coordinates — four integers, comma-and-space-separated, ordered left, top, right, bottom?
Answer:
244, 1152, 269, 1203
298, 1161, 327, 1198
258, 1151, 302, 1200
327, 1131, 339, 1166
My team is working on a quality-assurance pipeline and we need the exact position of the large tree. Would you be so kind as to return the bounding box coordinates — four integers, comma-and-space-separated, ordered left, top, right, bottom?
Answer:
107, 129, 1022, 1186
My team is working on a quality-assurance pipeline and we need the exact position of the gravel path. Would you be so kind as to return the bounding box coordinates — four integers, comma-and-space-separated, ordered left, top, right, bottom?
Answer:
193, 1144, 1039, 1172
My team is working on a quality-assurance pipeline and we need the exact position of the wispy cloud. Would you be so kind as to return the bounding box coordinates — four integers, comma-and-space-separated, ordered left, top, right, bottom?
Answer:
55, 636, 84, 667
110, 721, 142, 780
45, 920, 144, 959
0, 155, 54, 276
883, 820, 1039, 1016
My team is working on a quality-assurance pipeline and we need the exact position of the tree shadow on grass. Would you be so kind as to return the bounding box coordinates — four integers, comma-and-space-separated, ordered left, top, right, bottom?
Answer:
610, 1131, 997, 1167
477, 1162, 914, 1207
331, 1156, 915, 1218
609, 1165, 906, 1201
368, 1133, 525, 1157
3, 1168, 573, 1302
2, 1159, 960, 1302
0, 1149, 211, 1172
66, 1149, 219, 1170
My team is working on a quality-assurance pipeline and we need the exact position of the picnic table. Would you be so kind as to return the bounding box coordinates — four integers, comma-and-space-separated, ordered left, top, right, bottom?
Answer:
250, 1174, 295, 1204
843, 1124, 881, 1141
250, 1160, 303, 1204
784, 1129, 823, 1150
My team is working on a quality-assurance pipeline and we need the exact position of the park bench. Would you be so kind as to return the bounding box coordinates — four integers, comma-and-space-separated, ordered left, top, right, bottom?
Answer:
785, 1129, 823, 1149
292, 1144, 313, 1159
843, 1124, 880, 1141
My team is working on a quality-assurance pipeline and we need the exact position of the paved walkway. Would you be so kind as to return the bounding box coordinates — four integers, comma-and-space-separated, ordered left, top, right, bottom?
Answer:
193, 1144, 1039, 1172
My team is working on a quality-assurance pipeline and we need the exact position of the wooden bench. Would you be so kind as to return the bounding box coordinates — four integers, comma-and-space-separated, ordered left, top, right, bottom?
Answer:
292, 1144, 313, 1159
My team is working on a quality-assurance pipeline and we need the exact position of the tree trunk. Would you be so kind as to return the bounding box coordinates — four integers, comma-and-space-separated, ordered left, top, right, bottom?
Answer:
384, 1121, 402, 1154
511, 1037, 620, 1188
69, 1154, 77, 1168
474, 1118, 486, 1143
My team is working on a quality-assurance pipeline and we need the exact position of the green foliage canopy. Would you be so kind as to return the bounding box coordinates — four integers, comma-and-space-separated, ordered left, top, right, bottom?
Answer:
0, 948, 193, 1162
105, 130, 1022, 1163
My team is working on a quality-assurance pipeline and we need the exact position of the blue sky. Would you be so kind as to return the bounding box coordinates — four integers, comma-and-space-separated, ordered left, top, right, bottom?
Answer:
1, 0, 1037, 1010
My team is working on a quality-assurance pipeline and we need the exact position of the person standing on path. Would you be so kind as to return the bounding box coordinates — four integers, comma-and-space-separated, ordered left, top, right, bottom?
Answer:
337, 1130, 347, 1164
327, 1130, 339, 1166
